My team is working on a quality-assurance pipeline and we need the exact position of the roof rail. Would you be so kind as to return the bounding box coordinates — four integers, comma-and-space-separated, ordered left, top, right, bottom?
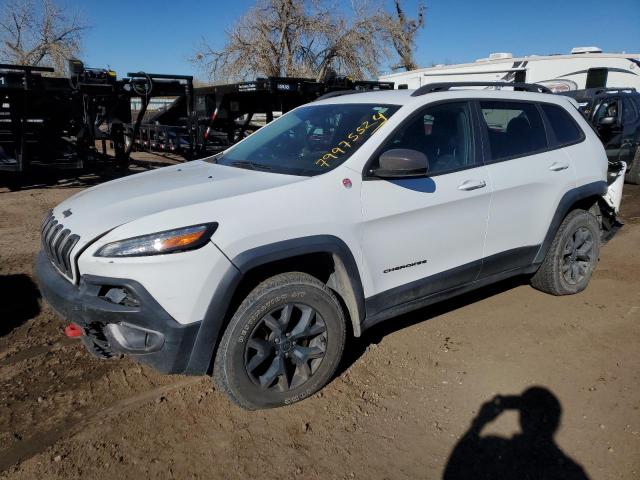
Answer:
411, 81, 552, 97
0, 63, 55, 73
593, 87, 637, 95
314, 89, 360, 101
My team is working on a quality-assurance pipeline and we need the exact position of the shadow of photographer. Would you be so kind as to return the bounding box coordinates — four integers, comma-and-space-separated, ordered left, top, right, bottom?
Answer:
444, 386, 589, 480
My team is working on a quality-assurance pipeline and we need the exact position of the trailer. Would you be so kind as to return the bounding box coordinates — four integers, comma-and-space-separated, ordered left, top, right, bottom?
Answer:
0, 61, 193, 174
0, 62, 391, 175
127, 76, 394, 158
380, 47, 640, 93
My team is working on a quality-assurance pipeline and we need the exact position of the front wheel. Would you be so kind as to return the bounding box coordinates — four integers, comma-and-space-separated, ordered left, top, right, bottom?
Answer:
531, 209, 600, 295
213, 272, 346, 410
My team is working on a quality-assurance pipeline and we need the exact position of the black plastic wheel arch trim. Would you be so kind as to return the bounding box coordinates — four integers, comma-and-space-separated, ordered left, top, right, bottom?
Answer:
183, 235, 366, 375
230, 235, 366, 323
533, 181, 607, 264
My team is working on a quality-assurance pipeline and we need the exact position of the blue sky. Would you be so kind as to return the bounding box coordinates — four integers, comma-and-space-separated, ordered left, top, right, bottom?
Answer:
67, 0, 640, 80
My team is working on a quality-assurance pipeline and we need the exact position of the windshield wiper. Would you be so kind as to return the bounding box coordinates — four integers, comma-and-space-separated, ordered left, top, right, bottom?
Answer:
229, 160, 274, 172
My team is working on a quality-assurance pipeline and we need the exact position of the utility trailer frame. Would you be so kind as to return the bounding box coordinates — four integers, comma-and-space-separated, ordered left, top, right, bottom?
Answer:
131, 76, 394, 158
0, 62, 193, 174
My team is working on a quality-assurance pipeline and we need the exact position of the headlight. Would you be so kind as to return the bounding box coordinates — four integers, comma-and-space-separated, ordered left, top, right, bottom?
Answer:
95, 223, 218, 258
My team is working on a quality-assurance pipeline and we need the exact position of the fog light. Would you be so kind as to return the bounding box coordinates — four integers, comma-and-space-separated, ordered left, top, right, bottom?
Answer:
104, 322, 164, 354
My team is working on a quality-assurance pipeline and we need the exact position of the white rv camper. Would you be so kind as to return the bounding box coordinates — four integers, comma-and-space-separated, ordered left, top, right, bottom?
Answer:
380, 47, 640, 92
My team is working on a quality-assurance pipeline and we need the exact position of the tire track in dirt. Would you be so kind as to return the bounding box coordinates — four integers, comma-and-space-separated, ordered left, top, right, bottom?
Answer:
0, 377, 203, 472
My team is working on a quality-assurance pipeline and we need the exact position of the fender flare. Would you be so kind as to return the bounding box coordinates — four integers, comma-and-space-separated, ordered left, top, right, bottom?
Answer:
533, 180, 607, 264
184, 235, 366, 375
232, 235, 366, 334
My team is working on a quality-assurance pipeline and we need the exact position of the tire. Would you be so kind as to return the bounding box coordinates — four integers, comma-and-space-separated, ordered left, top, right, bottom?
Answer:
531, 209, 600, 296
626, 146, 640, 185
213, 272, 346, 410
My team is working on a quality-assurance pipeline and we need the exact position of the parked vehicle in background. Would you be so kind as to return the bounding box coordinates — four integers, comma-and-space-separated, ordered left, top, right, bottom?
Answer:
561, 88, 640, 184
36, 82, 626, 410
379, 47, 640, 93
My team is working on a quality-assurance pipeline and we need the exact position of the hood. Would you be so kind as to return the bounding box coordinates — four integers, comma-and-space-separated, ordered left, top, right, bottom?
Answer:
52, 160, 305, 246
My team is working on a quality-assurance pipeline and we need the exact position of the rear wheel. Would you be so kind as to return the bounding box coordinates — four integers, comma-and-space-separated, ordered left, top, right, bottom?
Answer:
626, 146, 640, 185
531, 209, 600, 295
213, 272, 346, 410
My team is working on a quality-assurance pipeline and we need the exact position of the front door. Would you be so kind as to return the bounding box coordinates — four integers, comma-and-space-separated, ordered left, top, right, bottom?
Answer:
593, 96, 623, 161
360, 100, 491, 312
620, 97, 640, 164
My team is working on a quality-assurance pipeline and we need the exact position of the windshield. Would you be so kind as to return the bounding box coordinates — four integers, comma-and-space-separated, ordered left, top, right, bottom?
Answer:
211, 103, 400, 176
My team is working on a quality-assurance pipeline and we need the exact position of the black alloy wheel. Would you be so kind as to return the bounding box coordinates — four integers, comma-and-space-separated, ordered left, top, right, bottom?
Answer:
213, 272, 346, 409
560, 226, 596, 285
244, 303, 327, 391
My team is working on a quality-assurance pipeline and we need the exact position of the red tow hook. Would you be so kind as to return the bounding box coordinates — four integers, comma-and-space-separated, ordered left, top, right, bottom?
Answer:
64, 323, 84, 338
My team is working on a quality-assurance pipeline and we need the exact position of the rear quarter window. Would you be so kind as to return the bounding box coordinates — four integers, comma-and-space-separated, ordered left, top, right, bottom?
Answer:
540, 103, 585, 146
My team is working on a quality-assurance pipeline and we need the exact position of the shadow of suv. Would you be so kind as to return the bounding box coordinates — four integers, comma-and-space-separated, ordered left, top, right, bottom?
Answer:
562, 88, 640, 184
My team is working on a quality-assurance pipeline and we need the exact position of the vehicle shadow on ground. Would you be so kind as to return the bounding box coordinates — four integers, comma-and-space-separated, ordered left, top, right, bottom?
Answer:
0, 274, 41, 336
338, 275, 528, 375
442, 386, 589, 479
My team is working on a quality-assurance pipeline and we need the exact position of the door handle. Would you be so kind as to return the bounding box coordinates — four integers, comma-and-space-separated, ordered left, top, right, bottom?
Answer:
458, 179, 487, 191
549, 162, 569, 172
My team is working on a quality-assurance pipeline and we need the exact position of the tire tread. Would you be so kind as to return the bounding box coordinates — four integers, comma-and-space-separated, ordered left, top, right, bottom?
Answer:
531, 209, 600, 295
213, 272, 345, 409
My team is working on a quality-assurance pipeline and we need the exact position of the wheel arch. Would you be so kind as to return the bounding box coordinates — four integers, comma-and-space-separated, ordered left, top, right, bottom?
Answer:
183, 235, 366, 375
534, 180, 607, 264
231, 236, 366, 337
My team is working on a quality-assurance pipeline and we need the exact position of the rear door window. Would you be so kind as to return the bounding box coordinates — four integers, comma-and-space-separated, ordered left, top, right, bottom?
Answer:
540, 103, 584, 146
480, 101, 548, 161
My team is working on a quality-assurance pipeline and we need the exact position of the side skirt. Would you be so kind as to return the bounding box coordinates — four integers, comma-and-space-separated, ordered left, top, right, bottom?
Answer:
362, 247, 540, 331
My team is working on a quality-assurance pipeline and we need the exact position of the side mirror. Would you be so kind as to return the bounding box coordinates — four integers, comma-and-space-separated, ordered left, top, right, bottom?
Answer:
372, 149, 428, 178
598, 116, 617, 126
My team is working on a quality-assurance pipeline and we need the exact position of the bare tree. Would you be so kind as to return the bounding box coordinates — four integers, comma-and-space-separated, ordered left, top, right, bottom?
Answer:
379, 0, 425, 71
193, 0, 310, 81
303, 1, 388, 81
192, 0, 387, 83
0, 0, 87, 73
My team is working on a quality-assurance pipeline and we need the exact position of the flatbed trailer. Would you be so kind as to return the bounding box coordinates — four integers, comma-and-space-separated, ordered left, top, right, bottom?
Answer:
0, 62, 193, 173
0, 63, 391, 174
129, 76, 394, 158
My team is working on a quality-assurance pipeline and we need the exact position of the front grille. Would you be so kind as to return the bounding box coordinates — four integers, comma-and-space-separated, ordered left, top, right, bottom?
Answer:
41, 211, 80, 280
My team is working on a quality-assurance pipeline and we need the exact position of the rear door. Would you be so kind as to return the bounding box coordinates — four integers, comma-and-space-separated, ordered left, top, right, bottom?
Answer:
478, 100, 577, 278
360, 100, 491, 308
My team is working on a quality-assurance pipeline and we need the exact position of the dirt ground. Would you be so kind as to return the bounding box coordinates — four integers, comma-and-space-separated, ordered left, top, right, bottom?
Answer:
0, 156, 638, 479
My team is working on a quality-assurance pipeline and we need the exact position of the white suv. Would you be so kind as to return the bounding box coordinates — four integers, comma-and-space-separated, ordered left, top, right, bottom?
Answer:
36, 83, 626, 409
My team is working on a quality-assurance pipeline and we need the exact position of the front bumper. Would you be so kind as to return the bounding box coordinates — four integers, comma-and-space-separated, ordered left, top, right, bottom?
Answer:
35, 251, 202, 374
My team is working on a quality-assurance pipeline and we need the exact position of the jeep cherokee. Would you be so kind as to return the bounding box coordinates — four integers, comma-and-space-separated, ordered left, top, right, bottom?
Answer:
36, 83, 626, 409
